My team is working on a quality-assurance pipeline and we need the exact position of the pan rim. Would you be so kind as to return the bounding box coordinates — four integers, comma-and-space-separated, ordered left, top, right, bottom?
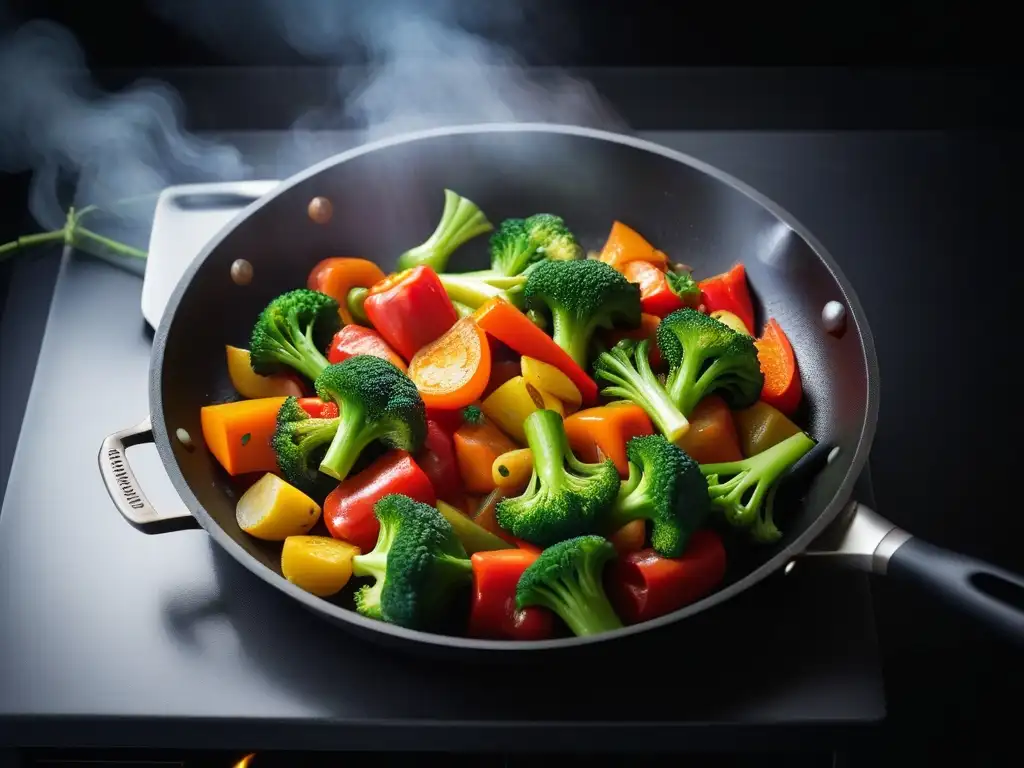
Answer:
149, 122, 880, 652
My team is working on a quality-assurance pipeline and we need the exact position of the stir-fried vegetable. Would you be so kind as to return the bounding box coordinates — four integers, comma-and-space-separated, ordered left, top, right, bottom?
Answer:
524, 259, 641, 368
206, 194, 825, 641
515, 535, 622, 637
351, 494, 473, 630
603, 435, 710, 557
495, 409, 619, 547
249, 289, 339, 382
314, 356, 427, 482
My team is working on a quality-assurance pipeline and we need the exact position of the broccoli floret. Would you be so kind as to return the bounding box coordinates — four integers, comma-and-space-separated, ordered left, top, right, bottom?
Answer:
702, 431, 816, 530
524, 259, 641, 367
462, 405, 483, 424
249, 288, 339, 381
488, 214, 583, 277
495, 409, 619, 547
593, 339, 691, 444
351, 494, 472, 629
314, 356, 427, 481
524, 213, 583, 262
515, 535, 622, 637
271, 396, 340, 499
604, 435, 710, 557
396, 189, 493, 273
657, 308, 764, 416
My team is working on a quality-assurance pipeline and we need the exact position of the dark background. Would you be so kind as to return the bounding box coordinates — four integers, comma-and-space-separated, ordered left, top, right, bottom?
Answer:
0, 0, 1020, 764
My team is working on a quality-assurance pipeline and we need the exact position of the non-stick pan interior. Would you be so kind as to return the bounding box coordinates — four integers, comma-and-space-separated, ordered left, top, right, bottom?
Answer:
154, 127, 873, 629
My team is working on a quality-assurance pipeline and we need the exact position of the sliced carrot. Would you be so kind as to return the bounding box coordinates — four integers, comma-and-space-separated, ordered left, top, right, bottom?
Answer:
563, 403, 654, 478
307, 258, 387, 324
454, 412, 519, 494
609, 519, 647, 555
472, 298, 598, 405
754, 318, 802, 416
603, 313, 663, 368
598, 221, 669, 272
677, 395, 744, 464
200, 397, 288, 476
408, 317, 492, 410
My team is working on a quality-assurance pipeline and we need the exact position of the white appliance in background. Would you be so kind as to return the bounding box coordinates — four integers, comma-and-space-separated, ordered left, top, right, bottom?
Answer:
141, 180, 281, 328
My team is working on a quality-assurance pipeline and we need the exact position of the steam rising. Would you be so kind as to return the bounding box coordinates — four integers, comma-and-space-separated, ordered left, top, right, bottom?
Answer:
0, 1, 622, 233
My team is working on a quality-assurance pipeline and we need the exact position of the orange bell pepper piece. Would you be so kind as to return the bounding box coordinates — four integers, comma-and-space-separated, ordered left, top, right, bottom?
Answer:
609, 519, 647, 555
453, 408, 519, 494
754, 318, 803, 416
676, 395, 744, 464
200, 397, 288, 476
408, 317, 492, 410
598, 221, 669, 272
306, 257, 387, 324
563, 403, 654, 478
472, 297, 598, 405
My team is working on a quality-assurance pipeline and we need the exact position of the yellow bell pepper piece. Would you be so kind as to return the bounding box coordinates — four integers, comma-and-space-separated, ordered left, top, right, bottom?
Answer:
226, 345, 304, 399
733, 401, 802, 457
491, 447, 534, 491
710, 310, 751, 336
281, 535, 359, 597
235, 473, 321, 541
480, 375, 564, 443
521, 356, 582, 413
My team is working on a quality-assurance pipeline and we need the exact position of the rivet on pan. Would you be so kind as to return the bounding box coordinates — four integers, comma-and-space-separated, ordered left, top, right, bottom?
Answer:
827, 446, 841, 464
821, 300, 847, 336
230, 259, 253, 285
175, 428, 194, 451
308, 196, 333, 224
784, 560, 797, 575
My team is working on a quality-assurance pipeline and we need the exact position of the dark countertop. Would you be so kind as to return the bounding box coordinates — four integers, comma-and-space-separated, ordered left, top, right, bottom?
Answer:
1, 120, 1021, 761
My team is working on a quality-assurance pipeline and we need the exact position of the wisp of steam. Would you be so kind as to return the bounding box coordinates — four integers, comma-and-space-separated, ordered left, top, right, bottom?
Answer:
0, 0, 623, 238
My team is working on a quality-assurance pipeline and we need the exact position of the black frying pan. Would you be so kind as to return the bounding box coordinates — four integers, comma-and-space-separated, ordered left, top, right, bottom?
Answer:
99, 124, 1024, 654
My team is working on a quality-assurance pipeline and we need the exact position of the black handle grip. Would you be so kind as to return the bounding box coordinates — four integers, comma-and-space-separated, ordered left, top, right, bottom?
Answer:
888, 537, 1024, 645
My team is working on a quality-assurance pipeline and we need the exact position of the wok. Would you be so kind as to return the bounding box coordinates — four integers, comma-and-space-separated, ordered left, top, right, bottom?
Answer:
99, 124, 1024, 654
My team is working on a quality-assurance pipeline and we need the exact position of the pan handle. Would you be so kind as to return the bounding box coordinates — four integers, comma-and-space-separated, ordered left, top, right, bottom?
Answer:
98, 418, 201, 534
804, 502, 1024, 645
887, 537, 1024, 644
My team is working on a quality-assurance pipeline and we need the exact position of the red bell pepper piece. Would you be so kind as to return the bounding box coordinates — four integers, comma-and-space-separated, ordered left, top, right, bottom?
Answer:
363, 266, 458, 361
425, 406, 466, 436
416, 419, 463, 503
622, 260, 701, 318
327, 325, 407, 371
754, 318, 803, 416
297, 397, 339, 419
468, 549, 554, 640
606, 530, 727, 624
323, 450, 436, 551
698, 263, 756, 335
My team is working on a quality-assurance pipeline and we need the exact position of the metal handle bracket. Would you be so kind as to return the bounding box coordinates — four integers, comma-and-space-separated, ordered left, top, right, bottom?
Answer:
98, 418, 200, 534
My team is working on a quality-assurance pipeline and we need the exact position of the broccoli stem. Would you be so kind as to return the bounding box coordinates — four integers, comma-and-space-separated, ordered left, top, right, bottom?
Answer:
438, 273, 510, 308
397, 189, 493, 273
598, 342, 691, 444
550, 308, 592, 367
318, 403, 386, 480
605, 462, 651, 530
549, 576, 623, 636
523, 409, 570, 491
702, 431, 816, 527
